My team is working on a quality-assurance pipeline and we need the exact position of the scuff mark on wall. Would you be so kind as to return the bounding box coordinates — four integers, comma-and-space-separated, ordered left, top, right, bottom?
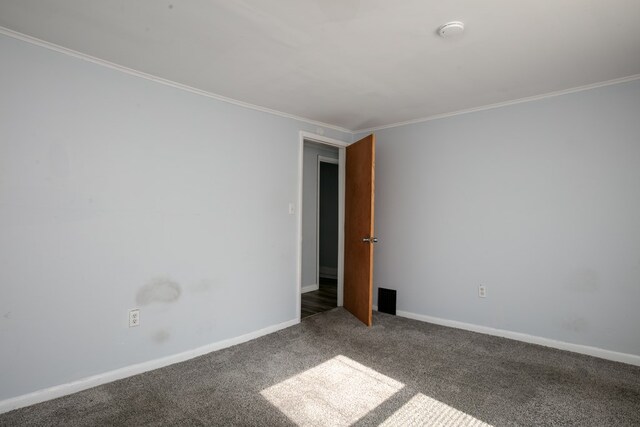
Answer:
189, 278, 218, 293
47, 142, 70, 182
196, 321, 214, 335
562, 317, 588, 333
136, 277, 181, 305
566, 269, 599, 293
152, 330, 170, 343
3, 312, 11, 320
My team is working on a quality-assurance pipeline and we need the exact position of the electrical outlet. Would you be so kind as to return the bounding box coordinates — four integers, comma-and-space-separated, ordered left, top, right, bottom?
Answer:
129, 309, 140, 327
478, 285, 487, 298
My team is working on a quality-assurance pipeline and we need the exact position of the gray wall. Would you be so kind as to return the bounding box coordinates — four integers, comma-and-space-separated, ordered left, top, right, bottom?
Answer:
0, 34, 351, 401
301, 143, 338, 288
362, 79, 640, 357
319, 162, 339, 272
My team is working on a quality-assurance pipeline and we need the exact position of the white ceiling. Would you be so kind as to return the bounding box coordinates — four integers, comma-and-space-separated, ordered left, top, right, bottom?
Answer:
1, 0, 639, 132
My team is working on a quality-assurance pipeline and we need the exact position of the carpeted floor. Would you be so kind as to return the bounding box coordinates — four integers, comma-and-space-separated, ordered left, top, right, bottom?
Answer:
1, 308, 639, 426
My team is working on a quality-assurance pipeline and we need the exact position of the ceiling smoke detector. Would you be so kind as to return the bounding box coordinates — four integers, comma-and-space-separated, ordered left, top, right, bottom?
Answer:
438, 21, 465, 38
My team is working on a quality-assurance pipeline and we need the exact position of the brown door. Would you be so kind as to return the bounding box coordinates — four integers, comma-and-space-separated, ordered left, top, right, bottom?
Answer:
344, 134, 376, 326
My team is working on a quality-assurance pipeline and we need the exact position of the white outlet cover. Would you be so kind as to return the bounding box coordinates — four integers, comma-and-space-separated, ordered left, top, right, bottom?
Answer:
129, 309, 140, 327
478, 286, 487, 298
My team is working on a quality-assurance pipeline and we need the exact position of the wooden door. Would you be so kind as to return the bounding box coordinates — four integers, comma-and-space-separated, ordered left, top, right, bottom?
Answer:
344, 134, 376, 326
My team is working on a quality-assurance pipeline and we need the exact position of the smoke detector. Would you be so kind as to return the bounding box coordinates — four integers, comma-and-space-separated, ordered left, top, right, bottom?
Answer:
438, 21, 465, 38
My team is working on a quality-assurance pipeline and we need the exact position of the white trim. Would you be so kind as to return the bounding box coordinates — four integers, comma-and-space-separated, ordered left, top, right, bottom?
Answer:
297, 132, 349, 322
337, 148, 345, 307
299, 131, 350, 147
6, 26, 637, 137
5, 24, 638, 137
0, 26, 352, 135
301, 284, 320, 294
353, 74, 640, 134
316, 156, 340, 287
394, 310, 640, 367
319, 266, 338, 279
0, 318, 298, 414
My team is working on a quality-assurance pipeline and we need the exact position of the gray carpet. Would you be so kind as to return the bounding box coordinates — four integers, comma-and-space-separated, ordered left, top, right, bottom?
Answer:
1, 308, 639, 426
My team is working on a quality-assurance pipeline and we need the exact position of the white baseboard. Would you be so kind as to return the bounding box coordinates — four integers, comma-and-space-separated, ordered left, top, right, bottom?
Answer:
319, 266, 337, 279
0, 318, 299, 414
301, 284, 319, 293
390, 309, 640, 367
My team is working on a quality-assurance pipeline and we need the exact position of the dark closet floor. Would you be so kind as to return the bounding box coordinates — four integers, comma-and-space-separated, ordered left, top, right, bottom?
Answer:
301, 277, 337, 318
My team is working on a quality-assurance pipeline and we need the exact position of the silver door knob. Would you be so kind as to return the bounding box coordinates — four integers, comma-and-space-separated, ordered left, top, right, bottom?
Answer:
362, 236, 379, 243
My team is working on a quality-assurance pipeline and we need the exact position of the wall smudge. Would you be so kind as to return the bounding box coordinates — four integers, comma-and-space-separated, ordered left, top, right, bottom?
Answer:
566, 269, 599, 293
152, 330, 170, 343
563, 317, 588, 333
136, 277, 181, 305
189, 278, 217, 293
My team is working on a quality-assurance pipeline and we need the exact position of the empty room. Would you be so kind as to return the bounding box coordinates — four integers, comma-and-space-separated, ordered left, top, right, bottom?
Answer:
1, 1, 639, 426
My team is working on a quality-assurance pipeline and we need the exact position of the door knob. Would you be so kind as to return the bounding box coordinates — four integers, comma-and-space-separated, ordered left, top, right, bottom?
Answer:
362, 236, 379, 243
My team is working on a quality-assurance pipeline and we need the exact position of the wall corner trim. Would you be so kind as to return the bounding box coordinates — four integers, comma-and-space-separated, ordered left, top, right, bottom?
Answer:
0, 318, 299, 414
394, 310, 640, 367
301, 284, 320, 293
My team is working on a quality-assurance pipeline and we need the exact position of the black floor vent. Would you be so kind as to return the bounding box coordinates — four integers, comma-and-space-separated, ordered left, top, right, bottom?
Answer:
377, 288, 396, 315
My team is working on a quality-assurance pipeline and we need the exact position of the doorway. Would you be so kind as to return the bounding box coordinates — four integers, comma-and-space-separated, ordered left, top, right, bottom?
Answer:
301, 153, 339, 318
296, 132, 376, 325
296, 132, 348, 321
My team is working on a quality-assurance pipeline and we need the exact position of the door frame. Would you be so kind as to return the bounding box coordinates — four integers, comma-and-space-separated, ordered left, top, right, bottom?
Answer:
316, 156, 340, 287
297, 131, 349, 322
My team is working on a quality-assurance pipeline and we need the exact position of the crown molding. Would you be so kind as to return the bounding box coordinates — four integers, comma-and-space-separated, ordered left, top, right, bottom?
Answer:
2, 26, 639, 137
354, 74, 640, 134
0, 26, 352, 135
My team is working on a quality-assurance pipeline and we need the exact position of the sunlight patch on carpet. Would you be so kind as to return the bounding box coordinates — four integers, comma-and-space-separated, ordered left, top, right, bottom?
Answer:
380, 393, 492, 427
261, 355, 404, 426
